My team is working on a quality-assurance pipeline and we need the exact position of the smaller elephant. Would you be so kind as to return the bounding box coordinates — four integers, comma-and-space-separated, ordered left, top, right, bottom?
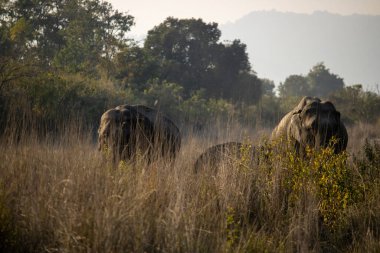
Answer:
271, 96, 348, 155
98, 105, 181, 164
194, 142, 255, 173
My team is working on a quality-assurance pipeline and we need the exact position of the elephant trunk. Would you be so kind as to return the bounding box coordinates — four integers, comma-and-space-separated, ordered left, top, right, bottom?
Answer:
315, 121, 339, 149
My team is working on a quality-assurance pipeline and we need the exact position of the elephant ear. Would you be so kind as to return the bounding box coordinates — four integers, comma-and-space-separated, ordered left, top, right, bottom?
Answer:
137, 114, 155, 134
121, 107, 155, 138
99, 121, 110, 137
288, 113, 302, 144
98, 109, 117, 150
98, 121, 110, 151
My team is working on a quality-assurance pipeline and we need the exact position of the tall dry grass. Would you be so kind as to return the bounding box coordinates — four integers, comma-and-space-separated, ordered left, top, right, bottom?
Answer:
0, 116, 380, 253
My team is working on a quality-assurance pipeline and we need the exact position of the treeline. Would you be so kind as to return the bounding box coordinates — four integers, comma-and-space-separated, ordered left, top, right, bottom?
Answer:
0, 0, 379, 133
264, 63, 380, 125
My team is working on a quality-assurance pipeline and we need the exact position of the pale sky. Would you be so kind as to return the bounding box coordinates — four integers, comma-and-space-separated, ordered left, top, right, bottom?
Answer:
109, 0, 380, 36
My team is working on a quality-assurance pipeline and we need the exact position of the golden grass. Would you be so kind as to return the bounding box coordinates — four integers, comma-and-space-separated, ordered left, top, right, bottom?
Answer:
0, 119, 379, 253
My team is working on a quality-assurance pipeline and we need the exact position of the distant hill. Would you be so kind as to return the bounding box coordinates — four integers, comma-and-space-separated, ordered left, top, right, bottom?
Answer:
220, 11, 380, 91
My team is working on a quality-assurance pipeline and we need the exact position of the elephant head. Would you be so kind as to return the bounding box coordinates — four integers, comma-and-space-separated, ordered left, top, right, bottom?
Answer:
98, 106, 154, 162
98, 105, 181, 164
288, 97, 348, 154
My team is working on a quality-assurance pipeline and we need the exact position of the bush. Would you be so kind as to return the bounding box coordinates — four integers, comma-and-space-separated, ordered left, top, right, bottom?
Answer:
0, 71, 134, 137
142, 80, 183, 119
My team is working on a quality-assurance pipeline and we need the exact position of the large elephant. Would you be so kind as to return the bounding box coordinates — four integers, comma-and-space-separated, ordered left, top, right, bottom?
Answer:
194, 142, 255, 173
98, 105, 181, 163
271, 96, 348, 155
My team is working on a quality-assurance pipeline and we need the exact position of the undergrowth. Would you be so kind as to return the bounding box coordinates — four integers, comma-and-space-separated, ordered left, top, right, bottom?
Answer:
0, 124, 379, 252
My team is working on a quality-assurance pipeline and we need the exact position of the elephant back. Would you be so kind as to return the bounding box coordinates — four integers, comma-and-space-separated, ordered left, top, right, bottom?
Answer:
194, 142, 255, 174
132, 105, 181, 150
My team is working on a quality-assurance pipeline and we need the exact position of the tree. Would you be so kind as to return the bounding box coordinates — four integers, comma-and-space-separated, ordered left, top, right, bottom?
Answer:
308, 62, 344, 97
279, 63, 345, 98
208, 40, 255, 100
53, 0, 134, 75
1, 0, 134, 74
278, 75, 309, 98
230, 72, 262, 104
260, 78, 276, 96
143, 17, 261, 104
329, 84, 380, 124
0, 0, 136, 133
144, 17, 220, 91
113, 44, 158, 90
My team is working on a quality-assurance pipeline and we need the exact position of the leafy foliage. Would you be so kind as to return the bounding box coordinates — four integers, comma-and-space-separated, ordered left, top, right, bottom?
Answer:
278, 74, 309, 97
279, 63, 344, 98
0, 0, 379, 135
144, 17, 261, 103
142, 80, 183, 118
0, 1, 266, 134
113, 44, 158, 89
1, 0, 134, 69
329, 84, 380, 124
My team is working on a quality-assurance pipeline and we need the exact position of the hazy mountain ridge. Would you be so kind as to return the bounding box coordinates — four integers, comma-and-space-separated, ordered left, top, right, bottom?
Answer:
220, 11, 380, 90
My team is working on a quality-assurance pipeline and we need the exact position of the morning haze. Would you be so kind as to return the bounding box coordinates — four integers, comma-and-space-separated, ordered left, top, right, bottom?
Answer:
220, 11, 380, 90
110, 0, 380, 90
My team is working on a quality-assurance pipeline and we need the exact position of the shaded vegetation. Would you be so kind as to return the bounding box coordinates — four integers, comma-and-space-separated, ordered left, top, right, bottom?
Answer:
0, 121, 379, 252
0, 1, 380, 252
1, 1, 380, 134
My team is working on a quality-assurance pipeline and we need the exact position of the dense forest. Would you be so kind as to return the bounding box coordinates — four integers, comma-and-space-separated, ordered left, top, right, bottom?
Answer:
1, 0, 379, 134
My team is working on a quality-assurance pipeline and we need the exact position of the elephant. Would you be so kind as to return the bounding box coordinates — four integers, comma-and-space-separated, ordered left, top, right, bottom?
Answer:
98, 104, 181, 163
271, 96, 348, 155
194, 142, 255, 173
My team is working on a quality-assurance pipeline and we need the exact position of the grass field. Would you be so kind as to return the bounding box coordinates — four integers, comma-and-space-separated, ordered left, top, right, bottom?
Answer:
0, 119, 379, 253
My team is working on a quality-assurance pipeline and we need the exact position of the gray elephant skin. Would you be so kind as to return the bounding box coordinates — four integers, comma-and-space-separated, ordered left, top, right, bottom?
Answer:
98, 105, 181, 163
271, 96, 348, 155
194, 142, 255, 173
